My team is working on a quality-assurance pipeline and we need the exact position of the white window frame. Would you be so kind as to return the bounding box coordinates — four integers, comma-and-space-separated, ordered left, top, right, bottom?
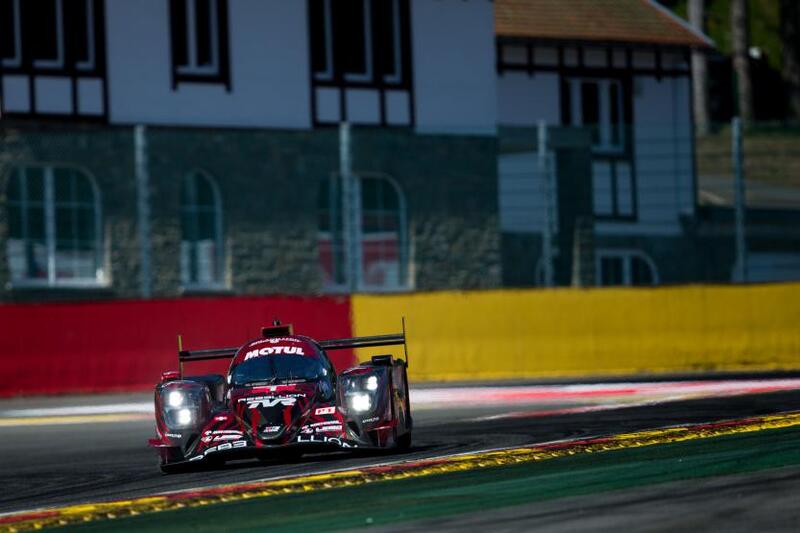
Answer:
358, 174, 409, 292
6, 165, 106, 288
32, 0, 65, 70
1, 0, 22, 68
175, 0, 220, 76
180, 170, 226, 291
313, 0, 334, 81
343, 0, 373, 83
382, 0, 403, 84
596, 249, 659, 286
75, 0, 96, 71
321, 174, 410, 293
313, 0, 401, 84
569, 77, 625, 153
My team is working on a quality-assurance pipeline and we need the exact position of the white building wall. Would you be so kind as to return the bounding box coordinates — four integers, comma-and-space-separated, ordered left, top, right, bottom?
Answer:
106, 0, 310, 128
495, 45, 696, 237
411, 0, 496, 134
497, 72, 560, 126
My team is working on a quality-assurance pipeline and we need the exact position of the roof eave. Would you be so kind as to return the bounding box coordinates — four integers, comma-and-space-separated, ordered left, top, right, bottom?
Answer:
495, 34, 714, 52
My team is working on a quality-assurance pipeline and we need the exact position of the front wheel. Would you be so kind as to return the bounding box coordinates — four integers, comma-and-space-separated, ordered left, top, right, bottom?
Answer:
395, 431, 412, 451
258, 448, 304, 464
158, 447, 185, 474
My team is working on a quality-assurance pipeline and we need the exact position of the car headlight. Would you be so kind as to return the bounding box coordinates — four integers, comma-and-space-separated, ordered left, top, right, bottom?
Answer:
349, 393, 372, 412
177, 408, 193, 426
365, 376, 378, 391
168, 390, 184, 407
160, 384, 208, 430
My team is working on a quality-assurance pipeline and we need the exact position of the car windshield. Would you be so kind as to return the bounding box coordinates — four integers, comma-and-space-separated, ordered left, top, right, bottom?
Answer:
230, 355, 325, 386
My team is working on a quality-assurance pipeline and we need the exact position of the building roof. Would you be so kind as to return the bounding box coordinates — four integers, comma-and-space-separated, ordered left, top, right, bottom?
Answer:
495, 0, 713, 49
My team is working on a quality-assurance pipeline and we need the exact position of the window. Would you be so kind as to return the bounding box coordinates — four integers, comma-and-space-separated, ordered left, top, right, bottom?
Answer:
565, 77, 634, 219
592, 160, 634, 218
309, 0, 407, 85
341, 0, 372, 81
32, 0, 65, 68
568, 78, 624, 152
181, 171, 224, 289
6, 166, 104, 286
318, 175, 408, 291
71, 0, 96, 71
169, 0, 230, 87
318, 177, 345, 286
1, 0, 99, 72
360, 176, 405, 289
309, 0, 333, 80
1, 0, 21, 68
597, 251, 657, 286
373, 0, 403, 84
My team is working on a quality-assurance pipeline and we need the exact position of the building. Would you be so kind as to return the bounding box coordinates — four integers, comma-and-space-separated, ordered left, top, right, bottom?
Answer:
5, 0, 768, 301
0, 0, 499, 301
494, 0, 715, 286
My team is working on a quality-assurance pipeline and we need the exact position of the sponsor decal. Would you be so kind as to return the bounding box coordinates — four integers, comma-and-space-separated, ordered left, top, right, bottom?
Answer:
244, 397, 297, 409
201, 434, 243, 443
296, 434, 356, 448
214, 415, 229, 421
249, 337, 299, 346
238, 394, 305, 409
201, 430, 244, 443
190, 439, 248, 461
165, 433, 182, 438
314, 406, 336, 415
261, 425, 282, 433
305, 421, 341, 428
362, 417, 379, 423
300, 422, 342, 434
244, 346, 306, 360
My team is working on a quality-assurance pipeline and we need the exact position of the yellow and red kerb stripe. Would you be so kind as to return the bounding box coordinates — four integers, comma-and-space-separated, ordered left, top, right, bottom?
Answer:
3, 411, 799, 532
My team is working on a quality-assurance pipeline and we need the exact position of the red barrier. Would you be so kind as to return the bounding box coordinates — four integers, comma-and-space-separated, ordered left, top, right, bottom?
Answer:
0, 296, 353, 397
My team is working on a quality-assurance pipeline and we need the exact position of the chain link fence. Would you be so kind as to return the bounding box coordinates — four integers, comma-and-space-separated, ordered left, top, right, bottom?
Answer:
0, 119, 798, 301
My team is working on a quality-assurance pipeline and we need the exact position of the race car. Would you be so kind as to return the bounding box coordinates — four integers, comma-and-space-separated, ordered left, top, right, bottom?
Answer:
148, 322, 412, 473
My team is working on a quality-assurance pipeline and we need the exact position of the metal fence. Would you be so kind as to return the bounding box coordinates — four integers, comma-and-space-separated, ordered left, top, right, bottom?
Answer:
0, 119, 798, 301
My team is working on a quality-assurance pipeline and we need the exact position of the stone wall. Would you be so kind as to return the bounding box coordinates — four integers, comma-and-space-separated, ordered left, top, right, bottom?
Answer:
0, 124, 501, 301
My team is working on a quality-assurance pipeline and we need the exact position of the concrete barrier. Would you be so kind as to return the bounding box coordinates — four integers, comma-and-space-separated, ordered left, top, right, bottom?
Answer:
352, 284, 800, 381
0, 296, 353, 397
2, 283, 798, 396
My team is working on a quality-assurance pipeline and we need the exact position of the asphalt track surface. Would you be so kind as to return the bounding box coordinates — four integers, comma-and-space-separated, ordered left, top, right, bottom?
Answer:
1, 383, 800, 530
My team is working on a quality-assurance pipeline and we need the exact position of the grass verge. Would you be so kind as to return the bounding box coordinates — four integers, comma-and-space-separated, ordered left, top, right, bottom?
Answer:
58, 425, 800, 532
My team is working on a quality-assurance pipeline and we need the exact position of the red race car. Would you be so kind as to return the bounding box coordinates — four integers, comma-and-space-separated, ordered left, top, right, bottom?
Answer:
148, 322, 412, 473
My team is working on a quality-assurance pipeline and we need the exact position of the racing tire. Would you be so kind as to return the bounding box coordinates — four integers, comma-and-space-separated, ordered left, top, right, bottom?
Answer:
204, 454, 226, 469
159, 461, 187, 474
258, 448, 304, 464
158, 447, 185, 474
395, 431, 412, 451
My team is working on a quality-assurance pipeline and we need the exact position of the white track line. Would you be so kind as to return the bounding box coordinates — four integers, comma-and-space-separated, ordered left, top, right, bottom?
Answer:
2, 379, 799, 419
0, 402, 154, 417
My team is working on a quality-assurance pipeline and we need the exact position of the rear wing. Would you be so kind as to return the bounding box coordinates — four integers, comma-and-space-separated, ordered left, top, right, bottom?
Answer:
321, 318, 409, 366
176, 319, 408, 377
